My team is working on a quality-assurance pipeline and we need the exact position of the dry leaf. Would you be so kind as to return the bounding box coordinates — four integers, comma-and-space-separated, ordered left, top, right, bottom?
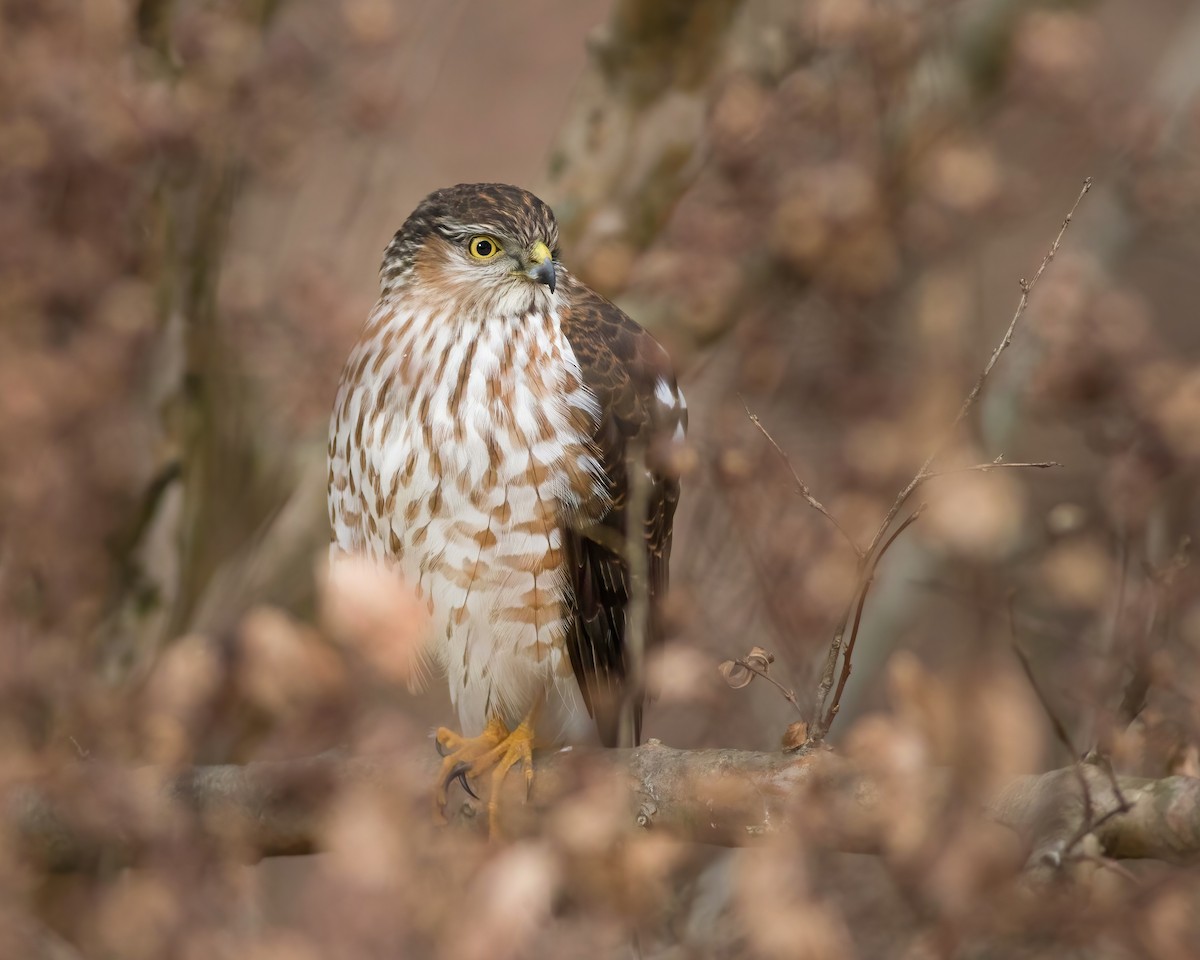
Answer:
719, 660, 753, 689
746, 646, 776, 672
719, 646, 777, 690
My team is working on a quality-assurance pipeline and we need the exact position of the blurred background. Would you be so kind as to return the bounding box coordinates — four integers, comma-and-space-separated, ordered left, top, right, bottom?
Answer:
4, 0, 1200, 956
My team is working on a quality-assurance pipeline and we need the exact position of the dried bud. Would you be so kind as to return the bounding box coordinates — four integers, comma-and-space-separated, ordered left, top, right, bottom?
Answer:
781, 721, 809, 751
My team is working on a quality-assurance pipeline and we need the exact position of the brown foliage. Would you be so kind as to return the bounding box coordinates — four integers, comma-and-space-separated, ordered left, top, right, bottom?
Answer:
4, 0, 1200, 957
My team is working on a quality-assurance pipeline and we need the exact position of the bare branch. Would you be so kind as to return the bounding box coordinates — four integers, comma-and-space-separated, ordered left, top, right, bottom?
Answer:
742, 400, 864, 561
1009, 638, 1078, 759
862, 179, 1092, 566
811, 613, 852, 734
922, 459, 1062, 481
1009, 596, 1134, 859
823, 506, 925, 732
1009, 637, 1108, 851
809, 182, 1092, 741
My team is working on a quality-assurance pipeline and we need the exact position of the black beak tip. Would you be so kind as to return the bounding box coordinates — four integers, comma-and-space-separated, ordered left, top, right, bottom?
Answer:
534, 260, 556, 294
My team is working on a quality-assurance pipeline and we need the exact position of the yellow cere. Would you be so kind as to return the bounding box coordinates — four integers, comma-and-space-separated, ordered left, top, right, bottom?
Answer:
529, 241, 551, 265
468, 235, 502, 260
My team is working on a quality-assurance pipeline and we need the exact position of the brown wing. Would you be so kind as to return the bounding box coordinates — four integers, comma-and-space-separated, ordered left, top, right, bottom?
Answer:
558, 272, 685, 747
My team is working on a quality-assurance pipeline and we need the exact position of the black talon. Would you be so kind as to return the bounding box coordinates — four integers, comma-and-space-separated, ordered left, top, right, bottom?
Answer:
445, 761, 479, 800
435, 736, 450, 758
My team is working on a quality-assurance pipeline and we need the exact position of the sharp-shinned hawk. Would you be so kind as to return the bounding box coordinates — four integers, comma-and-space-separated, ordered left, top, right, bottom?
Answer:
327, 183, 685, 828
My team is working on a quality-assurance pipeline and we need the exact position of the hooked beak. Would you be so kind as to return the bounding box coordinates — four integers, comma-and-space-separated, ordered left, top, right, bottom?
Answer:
525, 241, 556, 294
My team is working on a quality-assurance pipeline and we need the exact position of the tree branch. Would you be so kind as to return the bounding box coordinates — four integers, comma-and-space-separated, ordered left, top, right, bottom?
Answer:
8, 746, 1199, 873
860, 180, 1092, 568
809, 181, 1092, 739
742, 399, 864, 561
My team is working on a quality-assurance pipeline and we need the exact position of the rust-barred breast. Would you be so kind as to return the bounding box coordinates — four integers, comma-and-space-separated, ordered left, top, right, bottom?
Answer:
328, 183, 685, 748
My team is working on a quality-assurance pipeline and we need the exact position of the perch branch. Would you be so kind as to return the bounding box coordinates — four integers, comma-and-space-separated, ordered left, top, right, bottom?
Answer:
6, 745, 1199, 873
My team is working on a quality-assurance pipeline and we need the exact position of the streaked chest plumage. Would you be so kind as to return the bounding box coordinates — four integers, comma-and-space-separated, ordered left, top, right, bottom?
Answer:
328, 297, 604, 738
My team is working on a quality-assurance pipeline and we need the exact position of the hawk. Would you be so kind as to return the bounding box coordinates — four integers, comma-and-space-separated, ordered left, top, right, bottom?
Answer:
327, 183, 685, 828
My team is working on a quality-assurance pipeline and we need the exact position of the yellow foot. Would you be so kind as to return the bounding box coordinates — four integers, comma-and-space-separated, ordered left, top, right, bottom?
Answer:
433, 715, 535, 836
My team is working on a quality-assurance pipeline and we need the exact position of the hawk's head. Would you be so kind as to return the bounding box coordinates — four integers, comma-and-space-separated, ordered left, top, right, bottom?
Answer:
380, 183, 561, 316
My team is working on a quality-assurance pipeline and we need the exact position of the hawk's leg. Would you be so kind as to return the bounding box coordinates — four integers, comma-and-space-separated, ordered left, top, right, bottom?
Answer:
433, 712, 536, 836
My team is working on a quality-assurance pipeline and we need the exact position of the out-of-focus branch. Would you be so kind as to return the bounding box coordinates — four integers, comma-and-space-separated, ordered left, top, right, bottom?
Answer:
8, 746, 1200, 874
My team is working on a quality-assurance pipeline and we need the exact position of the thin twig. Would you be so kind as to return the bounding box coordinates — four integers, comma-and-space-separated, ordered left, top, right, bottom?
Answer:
1065, 792, 1131, 856
861, 179, 1093, 565
1082, 750, 1132, 823
922, 459, 1061, 480
1010, 600, 1136, 861
1003, 607, 1080, 758
1008, 596, 1109, 852
810, 616, 852, 733
824, 507, 925, 730
1011, 638, 1102, 845
742, 399, 864, 561
1009, 639, 1078, 759
713, 481, 806, 653
732, 658, 804, 717
809, 180, 1093, 740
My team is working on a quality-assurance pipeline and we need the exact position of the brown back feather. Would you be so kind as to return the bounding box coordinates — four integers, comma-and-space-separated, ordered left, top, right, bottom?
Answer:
558, 273, 684, 747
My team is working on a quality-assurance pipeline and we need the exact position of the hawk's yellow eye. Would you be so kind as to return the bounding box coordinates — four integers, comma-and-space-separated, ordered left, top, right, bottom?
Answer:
468, 236, 501, 260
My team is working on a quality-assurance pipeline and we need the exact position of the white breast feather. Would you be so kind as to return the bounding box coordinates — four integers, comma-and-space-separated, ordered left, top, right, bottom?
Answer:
328, 298, 604, 743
